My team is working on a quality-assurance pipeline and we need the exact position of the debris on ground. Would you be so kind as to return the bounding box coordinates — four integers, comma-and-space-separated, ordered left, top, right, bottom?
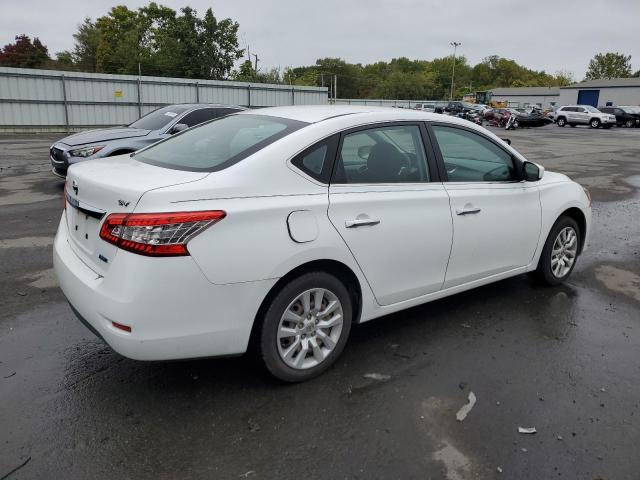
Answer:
3, 372, 16, 379
456, 392, 477, 421
460, 323, 472, 328
496, 466, 503, 473
518, 426, 537, 434
363, 373, 391, 381
458, 382, 467, 390
238, 471, 255, 478
247, 419, 260, 433
16, 291, 27, 296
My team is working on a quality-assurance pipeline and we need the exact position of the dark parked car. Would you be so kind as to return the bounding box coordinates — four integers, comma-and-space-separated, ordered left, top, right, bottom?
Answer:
599, 106, 640, 128
50, 103, 245, 177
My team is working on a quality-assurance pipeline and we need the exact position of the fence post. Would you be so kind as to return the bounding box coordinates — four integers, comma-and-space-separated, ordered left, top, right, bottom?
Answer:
291, 86, 295, 105
60, 74, 70, 132
137, 77, 142, 118
247, 84, 251, 107
195, 82, 199, 103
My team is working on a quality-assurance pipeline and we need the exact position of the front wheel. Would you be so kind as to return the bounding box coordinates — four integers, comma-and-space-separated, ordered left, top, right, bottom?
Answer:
556, 117, 566, 127
534, 216, 581, 286
259, 272, 352, 382
590, 118, 601, 128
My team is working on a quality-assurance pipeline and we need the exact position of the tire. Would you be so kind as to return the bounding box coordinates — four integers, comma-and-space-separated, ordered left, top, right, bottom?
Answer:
533, 216, 581, 286
590, 118, 601, 128
259, 271, 353, 382
625, 119, 634, 128
556, 117, 566, 127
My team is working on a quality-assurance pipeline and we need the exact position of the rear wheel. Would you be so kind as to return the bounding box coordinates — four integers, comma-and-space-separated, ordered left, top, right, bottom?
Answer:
534, 216, 580, 286
556, 117, 566, 127
259, 272, 352, 382
590, 118, 601, 128
625, 119, 634, 128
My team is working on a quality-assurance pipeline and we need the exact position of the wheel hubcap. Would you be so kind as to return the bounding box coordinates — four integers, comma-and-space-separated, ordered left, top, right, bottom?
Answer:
277, 288, 343, 370
551, 227, 578, 278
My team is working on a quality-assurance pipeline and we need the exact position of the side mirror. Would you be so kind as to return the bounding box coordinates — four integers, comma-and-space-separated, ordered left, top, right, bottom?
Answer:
169, 123, 188, 134
523, 161, 544, 181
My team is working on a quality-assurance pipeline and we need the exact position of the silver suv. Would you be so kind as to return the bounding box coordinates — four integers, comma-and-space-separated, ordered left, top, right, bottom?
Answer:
554, 105, 616, 129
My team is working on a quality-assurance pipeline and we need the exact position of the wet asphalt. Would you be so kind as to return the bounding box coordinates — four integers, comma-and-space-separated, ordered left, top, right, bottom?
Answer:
0, 124, 639, 480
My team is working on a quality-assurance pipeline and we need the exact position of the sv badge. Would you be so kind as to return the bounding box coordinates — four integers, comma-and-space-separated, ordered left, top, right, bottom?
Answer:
118, 199, 130, 207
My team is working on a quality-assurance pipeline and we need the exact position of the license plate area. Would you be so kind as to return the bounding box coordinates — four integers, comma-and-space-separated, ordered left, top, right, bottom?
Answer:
67, 205, 101, 255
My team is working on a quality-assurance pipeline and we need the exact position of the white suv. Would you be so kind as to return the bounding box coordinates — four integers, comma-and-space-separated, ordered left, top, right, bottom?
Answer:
554, 105, 616, 129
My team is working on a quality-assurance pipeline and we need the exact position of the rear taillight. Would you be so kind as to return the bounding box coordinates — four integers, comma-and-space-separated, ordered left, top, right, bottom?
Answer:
99, 211, 225, 257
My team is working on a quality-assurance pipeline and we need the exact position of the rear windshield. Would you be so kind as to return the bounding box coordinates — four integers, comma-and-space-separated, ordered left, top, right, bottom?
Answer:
129, 105, 191, 130
134, 114, 308, 172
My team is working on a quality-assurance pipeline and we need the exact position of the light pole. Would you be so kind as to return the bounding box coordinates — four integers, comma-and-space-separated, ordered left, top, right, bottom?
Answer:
450, 42, 461, 100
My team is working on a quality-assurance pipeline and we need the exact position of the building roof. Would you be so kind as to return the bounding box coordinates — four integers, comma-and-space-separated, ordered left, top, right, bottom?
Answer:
561, 77, 640, 89
490, 87, 560, 96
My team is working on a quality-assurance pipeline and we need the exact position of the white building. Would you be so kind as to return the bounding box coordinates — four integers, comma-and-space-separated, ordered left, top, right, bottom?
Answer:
488, 87, 560, 109
558, 77, 640, 108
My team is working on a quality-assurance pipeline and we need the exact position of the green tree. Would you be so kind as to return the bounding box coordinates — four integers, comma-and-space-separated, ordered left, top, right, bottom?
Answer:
585, 52, 632, 80
0, 34, 49, 68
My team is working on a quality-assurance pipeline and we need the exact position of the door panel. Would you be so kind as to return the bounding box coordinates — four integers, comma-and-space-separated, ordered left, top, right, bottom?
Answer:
443, 183, 541, 287
328, 185, 453, 305
429, 124, 542, 287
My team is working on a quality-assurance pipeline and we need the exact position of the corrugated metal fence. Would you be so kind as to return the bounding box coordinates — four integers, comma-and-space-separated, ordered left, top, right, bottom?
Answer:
0, 67, 328, 132
334, 98, 442, 108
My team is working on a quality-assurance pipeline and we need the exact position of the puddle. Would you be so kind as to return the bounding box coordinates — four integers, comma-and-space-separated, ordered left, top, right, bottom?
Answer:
594, 265, 640, 303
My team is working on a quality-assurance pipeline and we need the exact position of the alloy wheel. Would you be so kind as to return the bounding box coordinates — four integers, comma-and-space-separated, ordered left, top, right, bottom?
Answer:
276, 288, 344, 370
550, 227, 578, 278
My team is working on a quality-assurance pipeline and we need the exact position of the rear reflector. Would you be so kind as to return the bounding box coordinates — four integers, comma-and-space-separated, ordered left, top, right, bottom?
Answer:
112, 321, 132, 332
99, 210, 225, 257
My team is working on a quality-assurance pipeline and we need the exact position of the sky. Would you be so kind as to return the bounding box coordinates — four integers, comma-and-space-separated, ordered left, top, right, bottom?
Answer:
1, 0, 639, 80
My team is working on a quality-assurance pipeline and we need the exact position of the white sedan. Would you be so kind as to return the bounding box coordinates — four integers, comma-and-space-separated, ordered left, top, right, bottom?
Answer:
54, 106, 591, 382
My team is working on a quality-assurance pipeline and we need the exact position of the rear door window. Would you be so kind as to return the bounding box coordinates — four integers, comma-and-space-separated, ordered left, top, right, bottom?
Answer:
333, 124, 430, 184
291, 135, 339, 183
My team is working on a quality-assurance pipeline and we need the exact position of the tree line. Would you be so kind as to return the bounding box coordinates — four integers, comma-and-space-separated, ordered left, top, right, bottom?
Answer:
1, 2, 638, 100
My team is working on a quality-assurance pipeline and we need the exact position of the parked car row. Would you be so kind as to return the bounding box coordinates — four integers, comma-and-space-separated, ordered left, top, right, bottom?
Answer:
549, 105, 640, 129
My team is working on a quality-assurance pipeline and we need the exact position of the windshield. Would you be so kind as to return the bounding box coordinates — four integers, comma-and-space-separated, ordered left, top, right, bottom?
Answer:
584, 106, 600, 113
134, 114, 308, 172
128, 105, 191, 130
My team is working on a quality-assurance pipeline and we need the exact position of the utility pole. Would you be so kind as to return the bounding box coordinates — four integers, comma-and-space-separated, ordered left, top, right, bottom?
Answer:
449, 41, 461, 100
334, 74, 337, 101
251, 53, 259, 73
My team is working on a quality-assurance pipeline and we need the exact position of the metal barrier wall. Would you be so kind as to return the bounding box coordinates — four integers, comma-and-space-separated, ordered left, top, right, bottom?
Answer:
0, 67, 329, 132
333, 98, 443, 108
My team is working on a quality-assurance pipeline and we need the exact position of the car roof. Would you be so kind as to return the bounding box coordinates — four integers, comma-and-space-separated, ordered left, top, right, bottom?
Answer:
237, 105, 458, 124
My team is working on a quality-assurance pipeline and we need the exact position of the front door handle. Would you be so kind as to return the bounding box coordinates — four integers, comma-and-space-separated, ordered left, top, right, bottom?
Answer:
456, 204, 481, 215
345, 217, 381, 228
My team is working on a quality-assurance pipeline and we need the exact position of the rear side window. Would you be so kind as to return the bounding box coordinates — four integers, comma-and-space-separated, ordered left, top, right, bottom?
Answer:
135, 114, 307, 172
291, 135, 339, 183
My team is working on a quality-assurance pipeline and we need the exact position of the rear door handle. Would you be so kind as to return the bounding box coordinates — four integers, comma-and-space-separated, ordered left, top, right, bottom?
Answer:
456, 205, 481, 215
345, 218, 381, 228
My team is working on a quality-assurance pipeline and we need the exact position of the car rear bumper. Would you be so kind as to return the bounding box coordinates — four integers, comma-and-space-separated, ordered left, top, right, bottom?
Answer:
53, 215, 276, 360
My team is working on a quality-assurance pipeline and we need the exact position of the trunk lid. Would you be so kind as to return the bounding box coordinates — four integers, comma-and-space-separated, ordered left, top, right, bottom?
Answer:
60, 127, 150, 147
64, 154, 209, 275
